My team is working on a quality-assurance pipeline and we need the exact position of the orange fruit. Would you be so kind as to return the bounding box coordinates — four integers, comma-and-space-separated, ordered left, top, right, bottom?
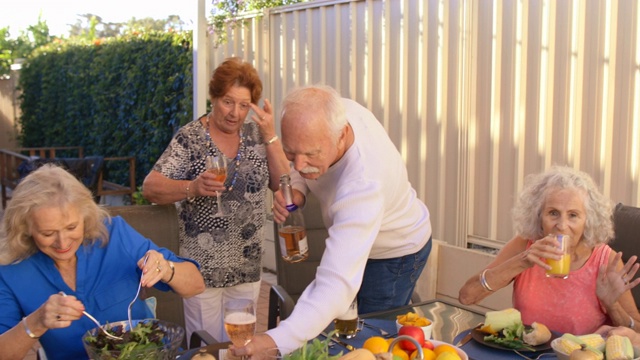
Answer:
387, 338, 400, 351
363, 336, 389, 354
410, 348, 437, 360
391, 346, 410, 360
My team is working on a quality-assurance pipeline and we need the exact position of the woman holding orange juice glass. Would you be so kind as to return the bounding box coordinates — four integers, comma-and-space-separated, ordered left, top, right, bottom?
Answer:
459, 166, 640, 335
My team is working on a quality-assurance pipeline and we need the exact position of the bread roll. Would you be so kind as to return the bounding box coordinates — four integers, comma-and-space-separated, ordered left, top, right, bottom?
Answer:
523, 322, 552, 346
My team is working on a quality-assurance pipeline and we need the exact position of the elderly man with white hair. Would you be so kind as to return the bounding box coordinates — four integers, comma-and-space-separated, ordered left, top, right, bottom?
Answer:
234, 85, 433, 358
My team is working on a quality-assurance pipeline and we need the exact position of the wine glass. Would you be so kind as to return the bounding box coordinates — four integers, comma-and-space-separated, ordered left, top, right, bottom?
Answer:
223, 299, 256, 348
205, 155, 227, 217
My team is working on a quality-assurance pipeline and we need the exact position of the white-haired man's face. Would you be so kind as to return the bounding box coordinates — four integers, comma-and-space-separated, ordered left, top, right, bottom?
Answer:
281, 111, 342, 180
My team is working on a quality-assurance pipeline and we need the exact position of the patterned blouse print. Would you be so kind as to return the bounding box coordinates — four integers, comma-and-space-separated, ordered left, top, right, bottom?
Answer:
152, 116, 269, 287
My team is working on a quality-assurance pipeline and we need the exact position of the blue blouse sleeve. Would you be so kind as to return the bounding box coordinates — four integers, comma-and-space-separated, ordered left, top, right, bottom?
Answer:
107, 216, 200, 292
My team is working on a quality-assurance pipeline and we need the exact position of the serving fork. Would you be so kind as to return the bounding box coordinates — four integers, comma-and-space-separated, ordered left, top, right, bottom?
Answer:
59, 291, 123, 341
128, 253, 149, 329
514, 350, 555, 359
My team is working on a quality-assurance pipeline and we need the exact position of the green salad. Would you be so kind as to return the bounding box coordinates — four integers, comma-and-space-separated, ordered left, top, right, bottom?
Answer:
285, 331, 343, 360
85, 321, 167, 359
483, 322, 536, 351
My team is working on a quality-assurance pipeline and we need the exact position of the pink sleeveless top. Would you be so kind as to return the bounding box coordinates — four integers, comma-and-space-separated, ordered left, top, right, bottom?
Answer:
513, 242, 612, 334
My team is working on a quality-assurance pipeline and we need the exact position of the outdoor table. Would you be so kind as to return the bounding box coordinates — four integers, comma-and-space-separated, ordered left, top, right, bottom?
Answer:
179, 341, 230, 359
180, 299, 560, 359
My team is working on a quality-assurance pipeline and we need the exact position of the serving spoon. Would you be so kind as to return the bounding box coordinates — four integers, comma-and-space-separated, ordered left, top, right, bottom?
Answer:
59, 291, 123, 341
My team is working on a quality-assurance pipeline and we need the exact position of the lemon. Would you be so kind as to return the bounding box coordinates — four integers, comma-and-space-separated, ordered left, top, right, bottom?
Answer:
362, 336, 389, 354
433, 344, 458, 357
435, 352, 461, 360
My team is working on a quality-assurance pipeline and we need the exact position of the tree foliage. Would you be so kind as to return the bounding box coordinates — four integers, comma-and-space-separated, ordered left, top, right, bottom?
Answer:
0, 13, 186, 77
209, 0, 308, 47
0, 16, 53, 77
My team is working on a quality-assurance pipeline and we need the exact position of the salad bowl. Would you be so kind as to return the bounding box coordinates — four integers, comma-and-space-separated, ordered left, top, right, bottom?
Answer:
82, 319, 184, 360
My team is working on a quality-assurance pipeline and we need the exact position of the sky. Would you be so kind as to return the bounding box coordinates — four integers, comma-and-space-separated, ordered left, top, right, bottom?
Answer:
1, 0, 206, 39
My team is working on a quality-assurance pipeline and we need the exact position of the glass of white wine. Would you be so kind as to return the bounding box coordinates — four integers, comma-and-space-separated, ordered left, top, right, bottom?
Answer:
205, 155, 227, 217
223, 299, 256, 350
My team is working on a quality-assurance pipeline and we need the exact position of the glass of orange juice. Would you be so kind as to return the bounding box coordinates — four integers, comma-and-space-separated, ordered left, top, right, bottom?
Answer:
546, 234, 571, 279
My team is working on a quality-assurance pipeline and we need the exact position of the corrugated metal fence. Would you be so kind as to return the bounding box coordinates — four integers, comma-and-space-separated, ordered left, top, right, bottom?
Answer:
207, 0, 640, 249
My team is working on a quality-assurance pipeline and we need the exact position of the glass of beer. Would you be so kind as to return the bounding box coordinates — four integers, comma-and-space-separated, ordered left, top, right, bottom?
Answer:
223, 299, 256, 347
546, 234, 571, 279
334, 298, 363, 339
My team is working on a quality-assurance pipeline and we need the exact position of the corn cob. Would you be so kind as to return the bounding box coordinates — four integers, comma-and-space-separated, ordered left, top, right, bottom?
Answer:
605, 334, 633, 360
556, 333, 583, 354
578, 333, 606, 352
556, 333, 606, 355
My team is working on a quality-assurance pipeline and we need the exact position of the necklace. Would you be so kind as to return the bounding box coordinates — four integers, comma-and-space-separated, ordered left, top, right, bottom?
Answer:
205, 113, 244, 191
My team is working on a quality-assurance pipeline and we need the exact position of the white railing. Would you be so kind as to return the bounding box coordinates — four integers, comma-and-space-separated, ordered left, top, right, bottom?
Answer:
205, 0, 640, 250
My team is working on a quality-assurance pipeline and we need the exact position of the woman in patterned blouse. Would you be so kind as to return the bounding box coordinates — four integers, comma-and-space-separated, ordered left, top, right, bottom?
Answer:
143, 57, 290, 342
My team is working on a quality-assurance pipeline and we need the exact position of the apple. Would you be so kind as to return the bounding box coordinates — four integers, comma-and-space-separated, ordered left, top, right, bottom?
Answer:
423, 340, 434, 351
398, 325, 426, 351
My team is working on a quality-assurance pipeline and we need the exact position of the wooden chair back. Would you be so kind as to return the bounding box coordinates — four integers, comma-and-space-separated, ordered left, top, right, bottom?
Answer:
105, 204, 187, 348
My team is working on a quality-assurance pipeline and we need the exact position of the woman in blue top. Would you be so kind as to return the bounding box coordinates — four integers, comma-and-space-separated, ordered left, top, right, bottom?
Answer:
0, 164, 205, 360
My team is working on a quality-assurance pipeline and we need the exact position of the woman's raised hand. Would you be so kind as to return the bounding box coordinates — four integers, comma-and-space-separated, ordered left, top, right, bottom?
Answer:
597, 251, 640, 307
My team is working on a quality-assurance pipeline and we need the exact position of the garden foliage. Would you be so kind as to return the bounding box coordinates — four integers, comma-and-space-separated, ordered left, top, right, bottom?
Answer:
18, 31, 193, 188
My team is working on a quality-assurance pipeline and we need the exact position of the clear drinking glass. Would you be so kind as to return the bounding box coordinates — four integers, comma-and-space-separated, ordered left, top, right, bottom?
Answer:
205, 155, 227, 217
546, 234, 571, 279
223, 299, 256, 348
334, 298, 362, 339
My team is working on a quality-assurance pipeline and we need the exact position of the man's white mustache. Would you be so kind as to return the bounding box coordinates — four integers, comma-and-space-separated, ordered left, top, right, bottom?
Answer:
300, 167, 320, 174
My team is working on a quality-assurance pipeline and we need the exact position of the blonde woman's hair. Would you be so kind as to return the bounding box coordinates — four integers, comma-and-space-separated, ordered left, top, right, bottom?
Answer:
512, 165, 614, 247
0, 164, 110, 264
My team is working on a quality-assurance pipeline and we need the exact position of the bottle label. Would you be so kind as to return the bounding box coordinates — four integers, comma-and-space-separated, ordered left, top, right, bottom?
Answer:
298, 234, 309, 255
278, 226, 309, 263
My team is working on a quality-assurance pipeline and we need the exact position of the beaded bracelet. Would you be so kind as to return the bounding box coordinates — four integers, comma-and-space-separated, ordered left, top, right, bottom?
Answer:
23, 317, 40, 339
479, 268, 494, 292
185, 181, 195, 203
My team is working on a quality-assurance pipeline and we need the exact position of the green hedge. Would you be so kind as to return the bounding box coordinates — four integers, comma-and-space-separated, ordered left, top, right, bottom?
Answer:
18, 31, 193, 189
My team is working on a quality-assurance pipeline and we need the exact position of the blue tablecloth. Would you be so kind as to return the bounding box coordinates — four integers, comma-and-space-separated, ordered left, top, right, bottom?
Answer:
452, 329, 558, 360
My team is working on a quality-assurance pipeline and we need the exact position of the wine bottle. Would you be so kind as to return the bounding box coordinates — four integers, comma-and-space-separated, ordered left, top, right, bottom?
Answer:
277, 174, 309, 263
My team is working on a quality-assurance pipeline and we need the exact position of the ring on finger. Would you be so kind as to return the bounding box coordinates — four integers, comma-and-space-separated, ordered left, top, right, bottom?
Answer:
156, 267, 162, 272
56, 314, 62, 321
